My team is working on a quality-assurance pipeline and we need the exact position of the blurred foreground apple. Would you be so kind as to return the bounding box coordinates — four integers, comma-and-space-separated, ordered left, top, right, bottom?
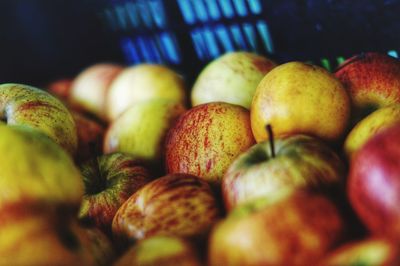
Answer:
335, 52, 400, 123
106, 64, 187, 121
223, 132, 345, 211
114, 235, 202, 266
251, 62, 350, 143
165, 102, 255, 184
112, 174, 221, 244
191, 51, 276, 109
348, 123, 400, 239
70, 63, 124, 121
79, 153, 152, 233
208, 191, 344, 266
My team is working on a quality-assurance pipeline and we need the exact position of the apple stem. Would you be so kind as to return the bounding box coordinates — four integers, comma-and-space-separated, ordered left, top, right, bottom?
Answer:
266, 124, 275, 158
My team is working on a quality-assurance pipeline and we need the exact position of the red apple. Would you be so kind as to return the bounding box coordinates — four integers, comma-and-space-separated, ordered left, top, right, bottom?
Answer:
78, 152, 152, 233
348, 123, 400, 239
47, 78, 73, 102
165, 102, 256, 184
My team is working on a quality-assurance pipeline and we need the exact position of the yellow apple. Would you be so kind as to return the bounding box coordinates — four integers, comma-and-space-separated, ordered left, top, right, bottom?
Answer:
251, 62, 351, 143
106, 64, 187, 121
191, 51, 276, 109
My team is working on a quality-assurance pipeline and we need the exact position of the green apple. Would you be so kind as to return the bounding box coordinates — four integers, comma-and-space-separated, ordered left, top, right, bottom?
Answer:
165, 102, 256, 184
208, 191, 344, 266
191, 51, 276, 109
344, 104, 400, 159
222, 133, 346, 211
114, 235, 202, 266
105, 64, 187, 121
0, 83, 78, 154
104, 99, 186, 164
78, 152, 152, 233
112, 173, 221, 243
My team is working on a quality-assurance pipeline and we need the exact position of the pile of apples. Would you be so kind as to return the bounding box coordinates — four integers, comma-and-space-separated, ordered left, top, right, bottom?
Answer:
2, 51, 400, 266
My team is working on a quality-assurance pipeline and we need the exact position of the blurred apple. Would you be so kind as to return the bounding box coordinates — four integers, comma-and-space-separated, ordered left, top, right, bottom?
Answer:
208, 191, 344, 266
104, 99, 186, 164
165, 102, 255, 184
112, 173, 221, 243
335, 52, 400, 123
251, 62, 350, 143
348, 123, 400, 239
344, 104, 400, 159
191, 51, 276, 109
222, 133, 345, 211
70, 63, 124, 121
114, 235, 202, 266
47, 78, 73, 102
106, 64, 187, 121
79, 152, 152, 233
0, 83, 77, 154
318, 237, 400, 266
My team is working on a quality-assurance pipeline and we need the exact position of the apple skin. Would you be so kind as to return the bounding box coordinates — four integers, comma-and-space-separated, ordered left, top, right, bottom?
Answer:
191, 51, 276, 109
165, 102, 256, 184
251, 62, 350, 143
344, 104, 400, 160
0, 124, 83, 213
47, 78, 73, 102
318, 237, 400, 266
0, 83, 78, 154
114, 235, 201, 266
335, 52, 400, 123
112, 173, 221, 243
106, 64, 187, 121
70, 63, 124, 121
78, 152, 152, 233
222, 134, 346, 211
208, 191, 344, 266
104, 99, 186, 164
348, 123, 400, 239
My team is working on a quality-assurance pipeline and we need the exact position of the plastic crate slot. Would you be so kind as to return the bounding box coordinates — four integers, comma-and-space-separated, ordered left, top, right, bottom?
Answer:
248, 0, 262, 14
242, 23, 257, 51
192, 0, 209, 22
191, 30, 208, 60
137, 1, 154, 28
103, 8, 118, 31
388, 50, 399, 58
204, 0, 222, 20
160, 32, 182, 64
203, 27, 221, 57
137, 37, 154, 62
320, 58, 331, 71
256, 20, 274, 53
121, 37, 141, 64
125, 2, 140, 29
177, 0, 196, 24
219, 0, 235, 18
230, 24, 247, 50
115, 5, 130, 30
148, 0, 168, 28
233, 0, 248, 17
336, 56, 345, 66
215, 25, 235, 52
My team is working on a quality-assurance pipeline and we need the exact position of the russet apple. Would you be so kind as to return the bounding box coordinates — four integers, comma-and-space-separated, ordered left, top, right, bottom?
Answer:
112, 173, 221, 243
0, 83, 77, 154
348, 123, 400, 239
104, 99, 186, 164
222, 133, 346, 211
70, 63, 124, 121
191, 51, 276, 109
165, 102, 256, 184
79, 152, 152, 233
335, 52, 400, 123
208, 191, 344, 266
114, 235, 202, 266
344, 104, 400, 159
106, 64, 187, 121
251, 62, 350, 143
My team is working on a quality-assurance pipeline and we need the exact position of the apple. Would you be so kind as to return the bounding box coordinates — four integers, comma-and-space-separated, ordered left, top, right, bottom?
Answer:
72, 111, 106, 164
335, 52, 400, 123
251, 62, 351, 143
105, 64, 187, 121
104, 99, 186, 164
70, 63, 124, 121
348, 123, 400, 239
112, 173, 221, 244
165, 102, 256, 184
208, 191, 344, 266
0, 83, 77, 154
222, 132, 346, 211
191, 51, 276, 109
318, 237, 400, 266
47, 78, 73, 102
344, 104, 400, 159
78, 152, 152, 233
114, 235, 202, 266
0, 124, 83, 213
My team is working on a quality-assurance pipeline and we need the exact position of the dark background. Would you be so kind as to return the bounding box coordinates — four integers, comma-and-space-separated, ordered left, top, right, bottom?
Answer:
1, 0, 399, 87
